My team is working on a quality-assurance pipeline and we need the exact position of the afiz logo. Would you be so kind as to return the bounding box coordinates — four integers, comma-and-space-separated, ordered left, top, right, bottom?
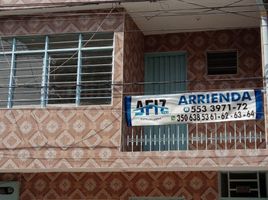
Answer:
134, 99, 169, 116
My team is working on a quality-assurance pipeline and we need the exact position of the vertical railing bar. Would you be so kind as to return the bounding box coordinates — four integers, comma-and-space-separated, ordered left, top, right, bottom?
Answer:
186, 124, 189, 150
234, 122, 237, 150
225, 131, 227, 150
182, 131, 185, 146
41, 36, 49, 107
177, 125, 180, 150
163, 133, 166, 150
228, 172, 231, 197
131, 128, 134, 152
210, 132, 213, 147
239, 131, 242, 143
150, 127, 152, 151
168, 126, 170, 151
224, 123, 227, 150
154, 128, 157, 147
205, 123, 208, 150
46, 57, 51, 105
249, 131, 252, 149
76, 33, 82, 106
154, 132, 157, 150
145, 133, 147, 146
158, 127, 161, 152
140, 128, 143, 152
127, 135, 129, 147
215, 123, 217, 150
163, 130, 166, 146
135, 134, 138, 146
254, 122, 257, 149
257, 172, 260, 198
201, 133, 203, 150
244, 121, 247, 150
196, 123, 199, 150
215, 132, 217, 150
260, 131, 263, 143
7, 38, 17, 108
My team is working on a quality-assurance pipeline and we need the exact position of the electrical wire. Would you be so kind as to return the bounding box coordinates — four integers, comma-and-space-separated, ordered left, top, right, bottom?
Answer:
0, 7, 263, 22
52, 7, 115, 74
0, 0, 156, 8
0, 1, 266, 21
176, 0, 261, 21
0, 76, 264, 87
0, 1, 266, 161
0, 5, 125, 153
0, 83, 265, 151
0, 0, 266, 11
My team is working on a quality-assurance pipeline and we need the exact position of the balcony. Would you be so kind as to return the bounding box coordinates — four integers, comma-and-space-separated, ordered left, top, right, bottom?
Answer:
123, 120, 266, 152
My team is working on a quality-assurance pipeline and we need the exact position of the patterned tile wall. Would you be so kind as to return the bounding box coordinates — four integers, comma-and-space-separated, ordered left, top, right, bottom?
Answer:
144, 28, 262, 90
122, 15, 144, 151
0, 10, 124, 36
0, 0, 113, 6
123, 14, 144, 95
0, 10, 125, 170
0, 171, 218, 200
143, 28, 265, 149
0, 11, 267, 172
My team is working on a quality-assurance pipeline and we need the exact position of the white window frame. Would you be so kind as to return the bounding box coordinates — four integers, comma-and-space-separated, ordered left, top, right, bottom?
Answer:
129, 197, 184, 200
219, 171, 268, 200
0, 32, 114, 108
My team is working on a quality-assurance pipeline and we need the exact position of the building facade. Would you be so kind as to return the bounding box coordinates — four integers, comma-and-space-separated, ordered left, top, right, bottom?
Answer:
0, 0, 267, 199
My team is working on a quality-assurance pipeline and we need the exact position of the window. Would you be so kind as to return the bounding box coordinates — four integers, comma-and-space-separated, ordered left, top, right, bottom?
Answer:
129, 198, 184, 200
207, 51, 237, 75
0, 32, 114, 108
220, 172, 267, 198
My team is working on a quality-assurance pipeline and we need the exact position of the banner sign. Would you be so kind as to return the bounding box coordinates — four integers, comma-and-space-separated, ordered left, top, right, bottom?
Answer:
125, 89, 263, 126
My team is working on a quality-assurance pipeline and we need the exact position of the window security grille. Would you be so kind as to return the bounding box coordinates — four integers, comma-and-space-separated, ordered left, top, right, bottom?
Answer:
220, 172, 267, 198
129, 197, 184, 200
207, 50, 237, 75
0, 181, 20, 200
0, 32, 114, 108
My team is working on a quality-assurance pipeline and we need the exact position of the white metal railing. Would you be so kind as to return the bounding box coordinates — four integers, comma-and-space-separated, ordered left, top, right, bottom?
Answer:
0, 32, 114, 108
123, 121, 266, 152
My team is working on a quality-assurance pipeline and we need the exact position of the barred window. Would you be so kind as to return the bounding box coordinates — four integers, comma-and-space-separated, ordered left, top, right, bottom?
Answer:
207, 50, 237, 75
0, 32, 114, 108
220, 172, 267, 198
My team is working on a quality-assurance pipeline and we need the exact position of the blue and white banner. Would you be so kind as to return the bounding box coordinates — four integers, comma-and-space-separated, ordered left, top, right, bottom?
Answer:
125, 89, 263, 126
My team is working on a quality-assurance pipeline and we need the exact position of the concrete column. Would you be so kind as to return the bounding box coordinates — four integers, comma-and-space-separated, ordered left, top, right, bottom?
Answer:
262, 16, 268, 81
261, 13, 268, 147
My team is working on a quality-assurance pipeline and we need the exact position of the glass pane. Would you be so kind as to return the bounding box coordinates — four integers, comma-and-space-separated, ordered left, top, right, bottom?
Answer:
0, 38, 13, 52
48, 52, 77, 104
16, 36, 45, 51
207, 51, 237, 75
13, 54, 43, 106
80, 50, 112, 105
229, 172, 257, 179
0, 55, 11, 107
49, 34, 78, 49
82, 49, 113, 66
82, 32, 114, 48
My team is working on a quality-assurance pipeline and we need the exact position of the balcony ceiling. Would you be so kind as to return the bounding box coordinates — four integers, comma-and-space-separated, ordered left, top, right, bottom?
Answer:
121, 0, 263, 35
0, 0, 265, 35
